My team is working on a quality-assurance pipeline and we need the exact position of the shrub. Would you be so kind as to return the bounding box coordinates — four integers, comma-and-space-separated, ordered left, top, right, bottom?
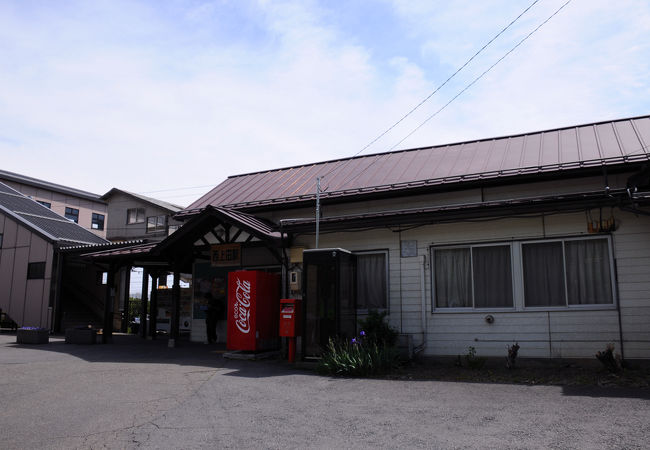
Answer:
464, 346, 486, 370
318, 337, 401, 376
357, 310, 398, 347
596, 343, 622, 373
506, 342, 520, 369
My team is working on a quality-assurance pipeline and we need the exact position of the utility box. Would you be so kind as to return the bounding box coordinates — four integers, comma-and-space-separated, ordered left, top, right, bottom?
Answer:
279, 298, 301, 337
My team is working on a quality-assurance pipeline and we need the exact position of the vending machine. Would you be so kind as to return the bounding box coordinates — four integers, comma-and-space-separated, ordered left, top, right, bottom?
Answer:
227, 270, 280, 351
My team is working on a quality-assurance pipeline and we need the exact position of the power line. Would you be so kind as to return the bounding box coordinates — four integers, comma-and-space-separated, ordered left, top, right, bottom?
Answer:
388, 0, 573, 152
319, 0, 542, 185
336, 0, 574, 191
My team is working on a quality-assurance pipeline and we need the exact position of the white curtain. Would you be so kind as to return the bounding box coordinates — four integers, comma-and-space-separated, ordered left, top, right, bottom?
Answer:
565, 239, 612, 304
434, 248, 471, 308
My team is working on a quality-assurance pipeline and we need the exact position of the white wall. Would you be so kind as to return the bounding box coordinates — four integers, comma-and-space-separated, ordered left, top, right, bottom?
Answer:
292, 206, 650, 360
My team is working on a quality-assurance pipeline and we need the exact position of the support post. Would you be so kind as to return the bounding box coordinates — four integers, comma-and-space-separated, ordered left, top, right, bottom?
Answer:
140, 268, 149, 339
315, 176, 321, 249
102, 267, 115, 344
120, 266, 131, 333
149, 272, 159, 340
169, 270, 180, 348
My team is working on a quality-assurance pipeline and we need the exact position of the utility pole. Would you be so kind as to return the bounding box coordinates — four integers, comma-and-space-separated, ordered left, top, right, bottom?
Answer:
315, 176, 321, 249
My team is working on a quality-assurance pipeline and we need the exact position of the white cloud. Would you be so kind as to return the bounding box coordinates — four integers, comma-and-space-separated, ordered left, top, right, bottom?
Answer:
0, 0, 649, 205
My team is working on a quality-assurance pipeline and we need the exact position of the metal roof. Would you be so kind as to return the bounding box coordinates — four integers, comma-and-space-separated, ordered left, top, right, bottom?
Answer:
0, 169, 105, 203
79, 242, 159, 260
0, 182, 108, 246
101, 188, 184, 212
186, 115, 650, 211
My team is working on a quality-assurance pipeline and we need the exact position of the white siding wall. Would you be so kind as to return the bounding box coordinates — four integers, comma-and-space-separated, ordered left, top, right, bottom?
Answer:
293, 207, 650, 360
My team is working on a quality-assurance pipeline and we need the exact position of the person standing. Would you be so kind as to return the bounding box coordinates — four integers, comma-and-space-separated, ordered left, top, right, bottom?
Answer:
205, 293, 219, 344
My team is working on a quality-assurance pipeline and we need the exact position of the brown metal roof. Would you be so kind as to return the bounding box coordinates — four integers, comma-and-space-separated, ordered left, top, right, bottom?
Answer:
186, 115, 650, 211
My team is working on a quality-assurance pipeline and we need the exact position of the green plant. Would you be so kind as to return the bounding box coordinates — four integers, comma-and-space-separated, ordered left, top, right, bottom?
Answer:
596, 343, 622, 373
464, 346, 486, 370
318, 337, 401, 376
357, 310, 398, 347
506, 342, 520, 369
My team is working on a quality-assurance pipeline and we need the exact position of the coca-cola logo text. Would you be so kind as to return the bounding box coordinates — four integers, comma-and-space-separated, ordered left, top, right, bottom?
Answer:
233, 278, 251, 334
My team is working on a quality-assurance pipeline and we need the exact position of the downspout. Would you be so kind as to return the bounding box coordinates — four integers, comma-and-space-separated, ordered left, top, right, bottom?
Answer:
414, 253, 427, 355
50, 248, 63, 333
613, 252, 626, 361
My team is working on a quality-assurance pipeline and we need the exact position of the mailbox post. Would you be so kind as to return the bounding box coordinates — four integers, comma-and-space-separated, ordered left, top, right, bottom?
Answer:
279, 299, 301, 362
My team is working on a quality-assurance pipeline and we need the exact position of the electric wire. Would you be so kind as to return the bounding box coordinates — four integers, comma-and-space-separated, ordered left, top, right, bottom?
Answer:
318, 0, 543, 186
335, 0, 574, 191
389, 0, 573, 152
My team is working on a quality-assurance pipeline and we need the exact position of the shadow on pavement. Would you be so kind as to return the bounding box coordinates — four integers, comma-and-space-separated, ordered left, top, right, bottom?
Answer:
561, 385, 650, 400
1, 333, 314, 379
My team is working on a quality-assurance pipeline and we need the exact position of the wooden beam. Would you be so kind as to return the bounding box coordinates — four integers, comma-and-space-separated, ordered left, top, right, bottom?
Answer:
209, 230, 225, 244
139, 268, 149, 339
149, 272, 159, 340
169, 270, 181, 348
231, 228, 243, 242
102, 266, 116, 344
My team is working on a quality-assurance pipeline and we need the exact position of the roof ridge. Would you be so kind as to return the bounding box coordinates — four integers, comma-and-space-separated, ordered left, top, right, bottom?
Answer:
226, 114, 650, 179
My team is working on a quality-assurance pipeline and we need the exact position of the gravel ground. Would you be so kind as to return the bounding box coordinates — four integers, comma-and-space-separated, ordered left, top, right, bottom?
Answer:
0, 333, 648, 449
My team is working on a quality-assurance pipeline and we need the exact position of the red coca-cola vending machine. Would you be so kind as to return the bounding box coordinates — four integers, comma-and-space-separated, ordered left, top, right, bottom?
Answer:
227, 270, 281, 351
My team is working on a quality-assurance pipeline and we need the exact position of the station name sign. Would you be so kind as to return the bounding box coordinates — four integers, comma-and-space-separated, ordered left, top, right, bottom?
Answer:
211, 243, 241, 267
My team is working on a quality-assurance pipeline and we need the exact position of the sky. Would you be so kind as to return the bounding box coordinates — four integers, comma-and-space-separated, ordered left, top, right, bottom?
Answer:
1, 0, 649, 206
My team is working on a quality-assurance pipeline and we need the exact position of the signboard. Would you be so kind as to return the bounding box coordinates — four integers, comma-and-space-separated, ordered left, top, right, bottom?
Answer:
401, 240, 418, 257
211, 243, 241, 267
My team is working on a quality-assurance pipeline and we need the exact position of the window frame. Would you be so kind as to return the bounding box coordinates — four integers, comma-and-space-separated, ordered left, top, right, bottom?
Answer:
91, 213, 105, 231
146, 215, 167, 233
431, 243, 516, 312
27, 261, 46, 279
430, 235, 617, 314
521, 235, 616, 311
64, 207, 79, 223
126, 208, 145, 225
354, 249, 390, 313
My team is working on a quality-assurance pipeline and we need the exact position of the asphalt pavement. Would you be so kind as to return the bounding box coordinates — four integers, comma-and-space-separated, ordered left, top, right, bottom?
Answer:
0, 333, 648, 449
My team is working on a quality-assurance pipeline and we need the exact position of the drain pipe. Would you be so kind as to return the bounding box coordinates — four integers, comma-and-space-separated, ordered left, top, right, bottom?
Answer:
415, 253, 428, 355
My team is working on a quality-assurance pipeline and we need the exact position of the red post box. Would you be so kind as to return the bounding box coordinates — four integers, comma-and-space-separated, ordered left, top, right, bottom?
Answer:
279, 299, 301, 362
279, 298, 301, 337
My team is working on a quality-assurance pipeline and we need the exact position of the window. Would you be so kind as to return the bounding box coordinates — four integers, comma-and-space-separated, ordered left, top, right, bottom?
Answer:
146, 215, 167, 233
91, 213, 105, 230
433, 245, 513, 309
27, 262, 46, 279
523, 238, 613, 307
356, 251, 388, 310
64, 207, 79, 223
97, 271, 108, 285
127, 208, 145, 224
0, 233, 3, 248
36, 200, 51, 209
168, 224, 180, 236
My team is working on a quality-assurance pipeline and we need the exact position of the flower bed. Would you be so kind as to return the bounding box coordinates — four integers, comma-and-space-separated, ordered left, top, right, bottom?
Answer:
16, 327, 49, 344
